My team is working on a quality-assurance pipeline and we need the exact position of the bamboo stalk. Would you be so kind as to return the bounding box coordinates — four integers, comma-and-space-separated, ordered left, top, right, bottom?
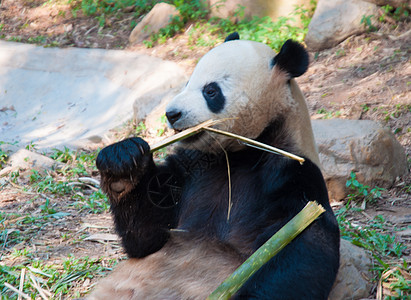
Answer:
149, 120, 218, 153
207, 201, 325, 300
203, 127, 305, 164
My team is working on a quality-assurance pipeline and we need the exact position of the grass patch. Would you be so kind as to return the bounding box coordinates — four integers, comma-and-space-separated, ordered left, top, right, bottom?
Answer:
337, 210, 410, 299
336, 173, 410, 299
345, 171, 385, 209
1, 145, 114, 297
0, 256, 118, 299
315, 108, 341, 119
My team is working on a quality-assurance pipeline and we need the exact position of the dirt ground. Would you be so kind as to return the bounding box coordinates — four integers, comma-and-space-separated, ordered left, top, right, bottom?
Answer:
0, 0, 410, 298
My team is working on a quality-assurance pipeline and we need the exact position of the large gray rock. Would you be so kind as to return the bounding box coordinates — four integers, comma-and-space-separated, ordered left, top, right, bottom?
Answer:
330, 239, 373, 300
312, 119, 408, 201
305, 0, 379, 51
0, 41, 187, 150
129, 3, 179, 45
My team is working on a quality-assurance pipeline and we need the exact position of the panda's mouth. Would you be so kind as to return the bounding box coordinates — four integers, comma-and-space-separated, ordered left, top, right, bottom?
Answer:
172, 128, 206, 144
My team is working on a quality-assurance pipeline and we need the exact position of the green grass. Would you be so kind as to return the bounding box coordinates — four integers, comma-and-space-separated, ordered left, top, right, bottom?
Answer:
0, 150, 8, 168
69, 0, 157, 17
338, 213, 406, 258
73, 190, 109, 213
68, 0, 208, 29
134, 121, 147, 136
0, 256, 117, 298
361, 3, 409, 32
336, 173, 410, 299
379, 4, 410, 22
337, 209, 410, 299
29, 170, 74, 195
315, 108, 341, 119
345, 171, 385, 208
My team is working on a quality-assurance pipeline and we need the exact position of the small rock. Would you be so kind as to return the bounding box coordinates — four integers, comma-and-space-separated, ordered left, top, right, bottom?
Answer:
87, 135, 103, 143
10, 149, 61, 171
330, 239, 373, 300
305, 0, 379, 51
312, 119, 408, 201
129, 3, 179, 45
123, 5, 136, 13
0, 144, 62, 176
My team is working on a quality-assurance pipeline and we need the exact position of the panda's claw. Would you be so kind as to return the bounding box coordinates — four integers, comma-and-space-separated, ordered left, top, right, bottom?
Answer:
96, 137, 152, 179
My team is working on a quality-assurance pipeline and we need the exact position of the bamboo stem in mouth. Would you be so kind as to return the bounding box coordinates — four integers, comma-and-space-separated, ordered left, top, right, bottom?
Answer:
149, 119, 305, 165
149, 120, 218, 153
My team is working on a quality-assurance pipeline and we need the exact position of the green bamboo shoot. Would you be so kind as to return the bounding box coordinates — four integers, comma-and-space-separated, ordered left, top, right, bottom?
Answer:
207, 201, 325, 300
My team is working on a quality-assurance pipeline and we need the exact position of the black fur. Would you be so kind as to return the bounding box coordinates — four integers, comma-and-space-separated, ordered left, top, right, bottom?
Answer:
96, 120, 340, 298
224, 32, 240, 42
272, 40, 309, 78
202, 82, 226, 113
96, 138, 179, 257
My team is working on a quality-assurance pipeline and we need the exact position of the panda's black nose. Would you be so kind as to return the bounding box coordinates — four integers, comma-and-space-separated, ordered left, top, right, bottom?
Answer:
166, 110, 182, 126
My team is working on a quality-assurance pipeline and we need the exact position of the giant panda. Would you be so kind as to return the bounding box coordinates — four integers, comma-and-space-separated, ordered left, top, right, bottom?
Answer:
91, 33, 340, 299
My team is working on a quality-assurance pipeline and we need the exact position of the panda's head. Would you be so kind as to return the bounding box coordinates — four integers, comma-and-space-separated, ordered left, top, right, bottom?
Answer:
166, 33, 318, 163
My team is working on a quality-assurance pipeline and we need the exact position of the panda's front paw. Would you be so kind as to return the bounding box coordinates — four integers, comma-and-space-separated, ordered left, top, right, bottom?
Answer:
96, 137, 152, 201
97, 137, 151, 176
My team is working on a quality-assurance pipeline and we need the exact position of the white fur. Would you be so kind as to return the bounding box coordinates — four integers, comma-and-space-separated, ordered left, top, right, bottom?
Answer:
167, 41, 273, 132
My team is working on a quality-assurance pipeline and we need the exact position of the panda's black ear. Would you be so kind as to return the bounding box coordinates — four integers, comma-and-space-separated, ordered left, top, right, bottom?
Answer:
271, 40, 309, 78
224, 32, 240, 42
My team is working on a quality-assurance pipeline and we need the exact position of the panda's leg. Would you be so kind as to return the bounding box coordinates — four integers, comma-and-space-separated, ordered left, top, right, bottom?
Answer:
96, 137, 181, 258
234, 221, 339, 300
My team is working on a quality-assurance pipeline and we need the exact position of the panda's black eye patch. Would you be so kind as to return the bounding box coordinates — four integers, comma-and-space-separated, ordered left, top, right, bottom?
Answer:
202, 82, 225, 113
